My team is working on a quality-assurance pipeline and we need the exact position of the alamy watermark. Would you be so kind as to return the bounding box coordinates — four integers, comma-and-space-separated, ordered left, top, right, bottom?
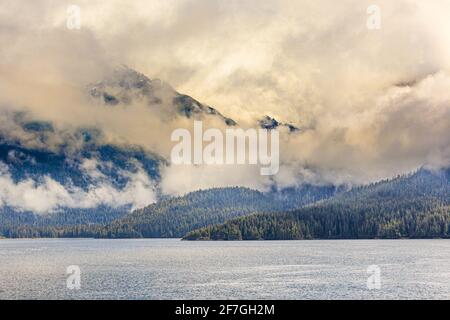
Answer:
170, 121, 279, 175
66, 265, 81, 290
66, 5, 81, 30
366, 4, 381, 30
367, 265, 381, 290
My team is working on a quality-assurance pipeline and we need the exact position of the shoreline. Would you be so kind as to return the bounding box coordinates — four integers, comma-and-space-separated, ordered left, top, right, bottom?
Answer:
1, 237, 448, 241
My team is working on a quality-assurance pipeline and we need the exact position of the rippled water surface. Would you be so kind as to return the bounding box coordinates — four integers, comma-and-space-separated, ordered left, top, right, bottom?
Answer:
0, 239, 449, 299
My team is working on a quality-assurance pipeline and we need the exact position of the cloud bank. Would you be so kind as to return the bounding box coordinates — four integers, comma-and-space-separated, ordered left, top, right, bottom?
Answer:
0, 160, 157, 213
1, 0, 450, 203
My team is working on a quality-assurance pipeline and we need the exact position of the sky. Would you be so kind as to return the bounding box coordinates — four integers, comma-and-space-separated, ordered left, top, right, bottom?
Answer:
1, 0, 450, 210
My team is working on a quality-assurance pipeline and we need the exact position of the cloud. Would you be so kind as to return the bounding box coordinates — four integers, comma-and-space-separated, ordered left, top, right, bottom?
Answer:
0, 160, 156, 214
0, 0, 450, 199
160, 164, 273, 196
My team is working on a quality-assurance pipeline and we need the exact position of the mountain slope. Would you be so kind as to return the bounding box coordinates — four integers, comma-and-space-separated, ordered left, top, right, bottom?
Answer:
183, 168, 450, 240
0, 65, 305, 236
89, 65, 237, 125
258, 115, 299, 132
0, 185, 338, 238
0, 134, 161, 237
0, 65, 239, 224
0, 119, 162, 230
98, 185, 338, 238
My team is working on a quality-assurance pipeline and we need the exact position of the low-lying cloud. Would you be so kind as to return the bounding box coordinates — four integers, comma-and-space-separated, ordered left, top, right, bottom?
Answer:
1, 0, 450, 203
0, 160, 157, 213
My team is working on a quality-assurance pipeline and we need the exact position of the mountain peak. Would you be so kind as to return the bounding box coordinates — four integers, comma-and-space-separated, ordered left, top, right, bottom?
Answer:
89, 66, 237, 126
89, 65, 174, 103
258, 115, 299, 132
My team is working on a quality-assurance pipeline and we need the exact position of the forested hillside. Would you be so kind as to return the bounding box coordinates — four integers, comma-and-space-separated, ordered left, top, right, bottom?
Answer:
99, 185, 337, 238
0, 206, 128, 238
183, 168, 450, 240
0, 185, 337, 238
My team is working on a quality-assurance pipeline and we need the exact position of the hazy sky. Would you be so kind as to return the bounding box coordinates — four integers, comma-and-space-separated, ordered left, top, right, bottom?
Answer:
1, 0, 450, 201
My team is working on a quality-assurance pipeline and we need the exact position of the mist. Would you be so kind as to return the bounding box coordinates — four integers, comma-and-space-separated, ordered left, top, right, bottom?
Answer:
1, 0, 450, 204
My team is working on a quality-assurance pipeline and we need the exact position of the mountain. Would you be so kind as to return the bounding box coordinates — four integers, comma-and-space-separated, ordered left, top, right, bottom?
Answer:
0, 80, 334, 239
183, 168, 450, 240
0, 133, 161, 190
258, 115, 299, 132
0, 111, 163, 232
89, 66, 303, 130
0, 185, 338, 238
0, 65, 308, 236
97, 185, 338, 238
0, 206, 127, 238
0, 134, 162, 237
0, 65, 242, 228
89, 65, 237, 125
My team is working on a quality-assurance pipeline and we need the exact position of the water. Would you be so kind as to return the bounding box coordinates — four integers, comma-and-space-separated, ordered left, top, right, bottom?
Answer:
0, 238, 449, 300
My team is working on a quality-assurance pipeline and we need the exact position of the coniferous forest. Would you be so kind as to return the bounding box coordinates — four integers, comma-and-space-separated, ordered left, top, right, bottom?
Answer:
0, 185, 337, 238
1, 168, 449, 240
183, 169, 450, 240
